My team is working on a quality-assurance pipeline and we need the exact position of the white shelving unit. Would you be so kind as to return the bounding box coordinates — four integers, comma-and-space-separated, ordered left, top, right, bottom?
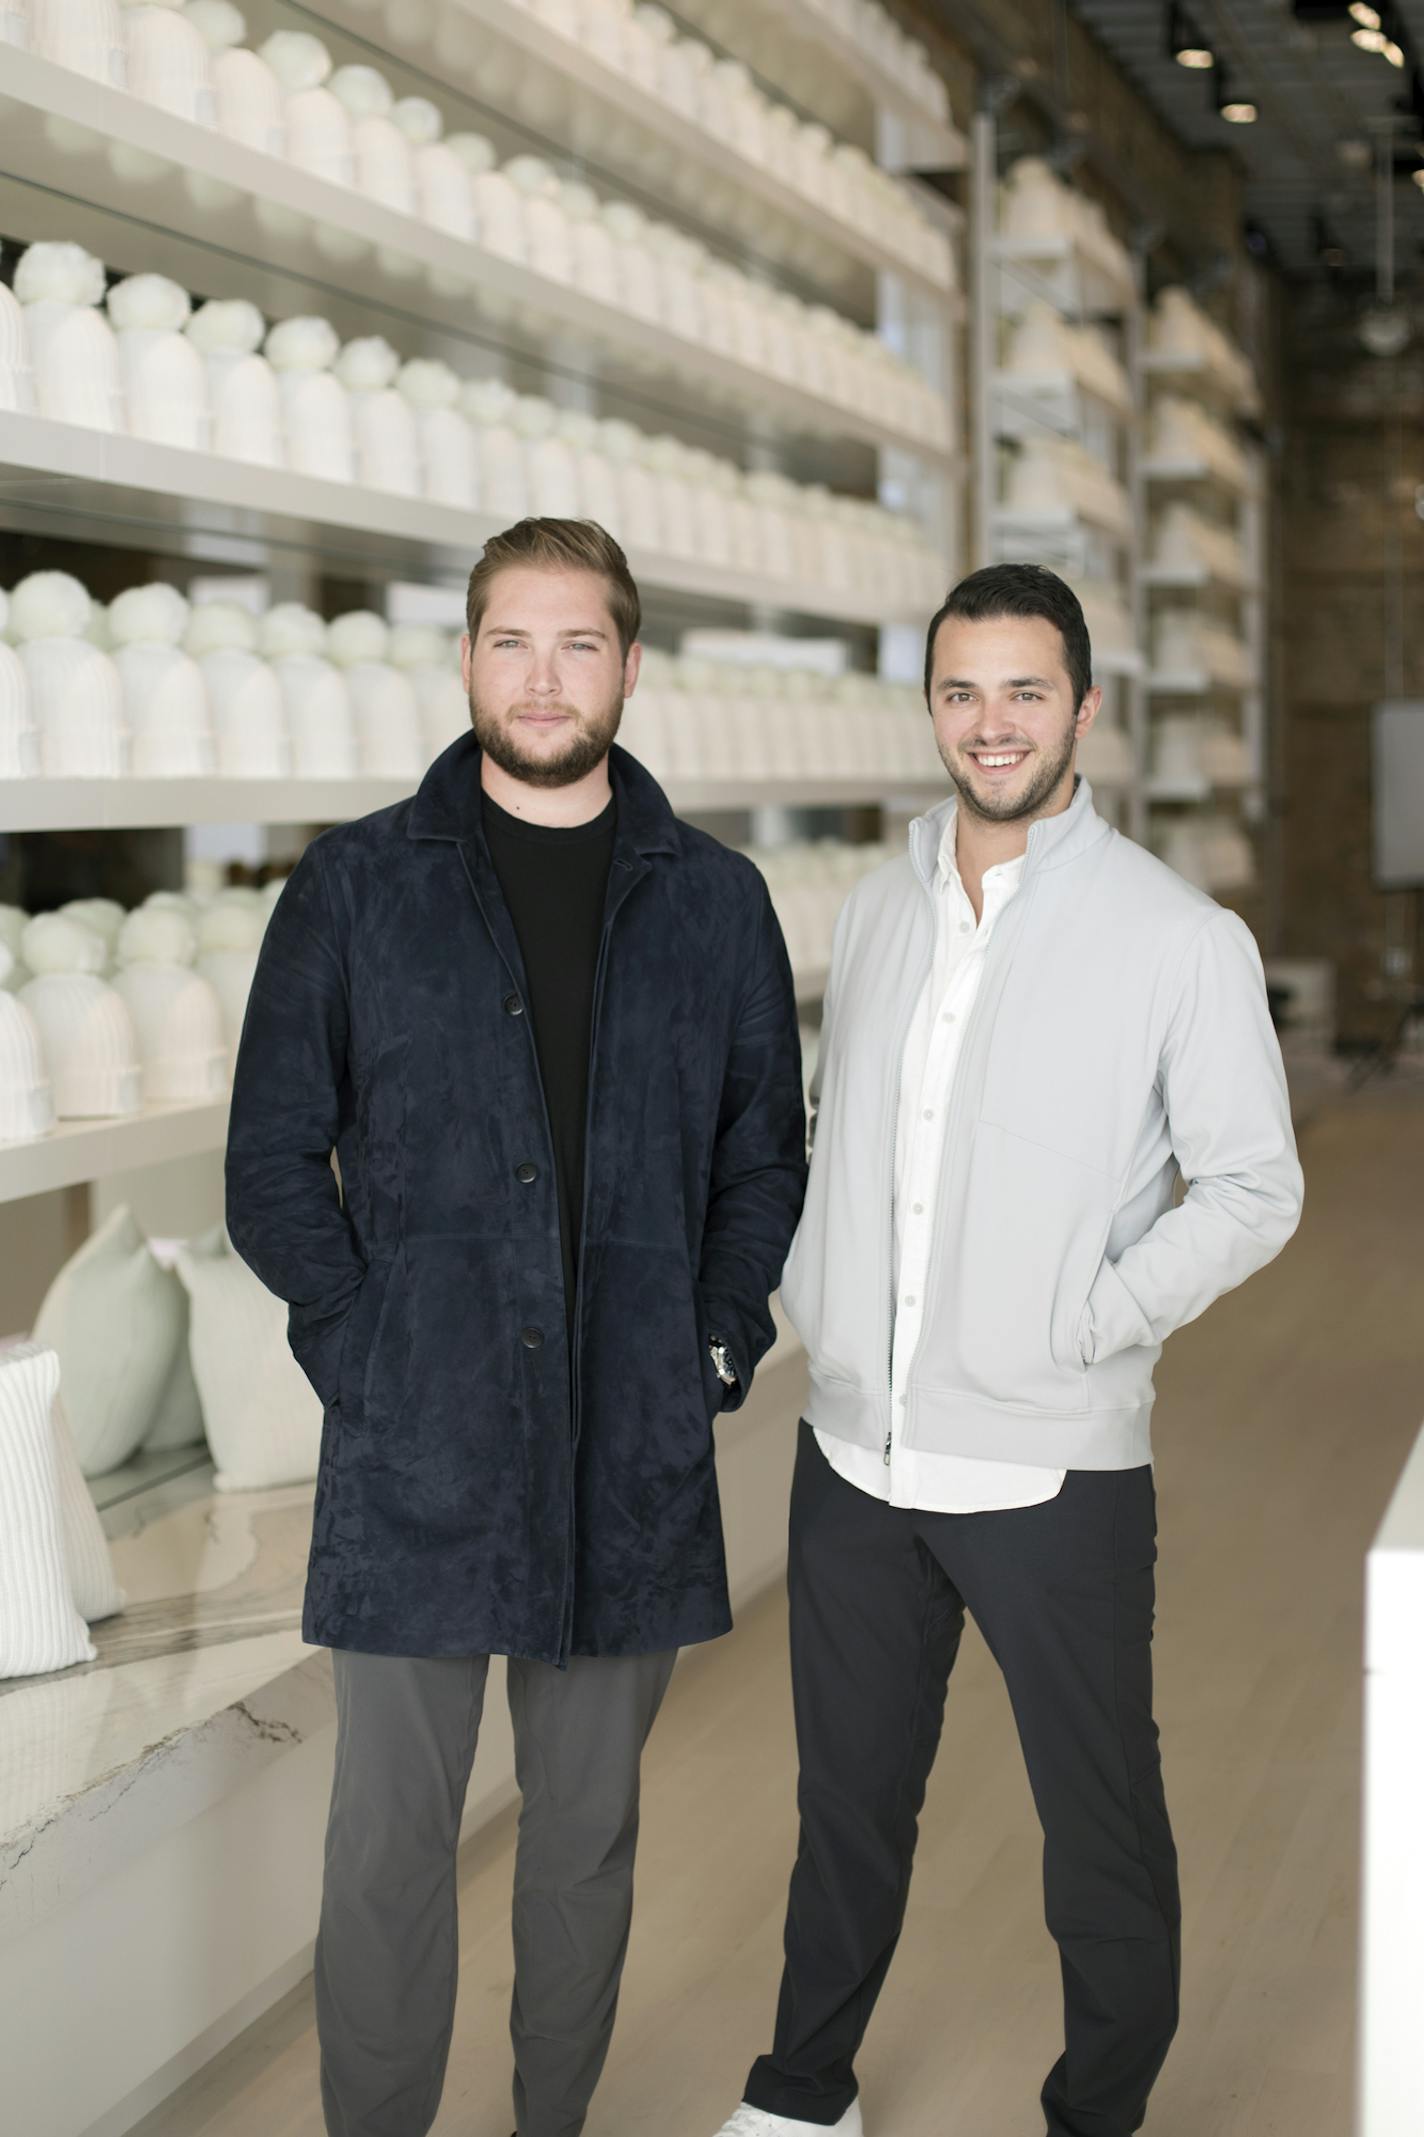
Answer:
0, 50, 955, 466
0, 10, 963, 1282
970, 119, 1145, 826
0, 1102, 233, 1208
0, 774, 948, 836
0, 412, 925, 630
0, 16, 961, 2129
666, 0, 965, 170
1140, 292, 1265, 895
293, 0, 960, 296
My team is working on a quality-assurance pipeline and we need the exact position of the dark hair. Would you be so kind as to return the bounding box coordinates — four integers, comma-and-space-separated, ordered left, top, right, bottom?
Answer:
923, 563, 1092, 711
466, 517, 641, 657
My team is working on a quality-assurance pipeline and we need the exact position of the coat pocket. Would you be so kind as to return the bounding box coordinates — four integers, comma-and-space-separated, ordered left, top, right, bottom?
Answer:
691, 1281, 726, 1425
335, 1255, 398, 1421
919, 1121, 1115, 1414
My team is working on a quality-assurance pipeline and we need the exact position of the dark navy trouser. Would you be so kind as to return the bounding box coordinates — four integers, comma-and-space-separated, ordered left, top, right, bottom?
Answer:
744, 1420, 1180, 2136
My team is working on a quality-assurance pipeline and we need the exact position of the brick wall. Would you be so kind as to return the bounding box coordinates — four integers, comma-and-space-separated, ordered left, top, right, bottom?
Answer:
1278, 329, 1424, 1045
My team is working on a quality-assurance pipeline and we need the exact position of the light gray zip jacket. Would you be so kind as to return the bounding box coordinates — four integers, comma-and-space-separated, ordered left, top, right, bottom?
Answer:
781, 779, 1304, 1471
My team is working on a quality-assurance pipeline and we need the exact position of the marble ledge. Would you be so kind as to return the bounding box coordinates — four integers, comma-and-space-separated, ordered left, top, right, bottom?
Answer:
0, 1471, 332, 1948
0, 1318, 810, 1942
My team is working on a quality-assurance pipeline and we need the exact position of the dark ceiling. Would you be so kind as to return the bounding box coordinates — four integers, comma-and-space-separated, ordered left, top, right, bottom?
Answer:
1066, 0, 1424, 280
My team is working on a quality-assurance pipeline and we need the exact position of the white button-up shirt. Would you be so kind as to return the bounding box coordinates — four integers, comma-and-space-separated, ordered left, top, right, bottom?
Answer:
815, 820, 1066, 1513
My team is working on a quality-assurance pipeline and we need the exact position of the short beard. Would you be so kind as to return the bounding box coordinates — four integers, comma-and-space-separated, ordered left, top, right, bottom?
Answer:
470, 690, 623, 789
942, 717, 1079, 825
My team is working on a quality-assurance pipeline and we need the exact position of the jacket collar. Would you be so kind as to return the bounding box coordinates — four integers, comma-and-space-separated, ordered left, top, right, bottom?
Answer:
908, 774, 1108, 890
407, 732, 681, 859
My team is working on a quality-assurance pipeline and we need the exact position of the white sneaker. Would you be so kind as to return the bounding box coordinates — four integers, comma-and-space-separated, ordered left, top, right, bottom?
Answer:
711, 2103, 863, 2137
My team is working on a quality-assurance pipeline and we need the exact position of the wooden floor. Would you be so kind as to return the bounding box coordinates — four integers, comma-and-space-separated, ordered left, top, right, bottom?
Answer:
133, 1080, 1424, 2137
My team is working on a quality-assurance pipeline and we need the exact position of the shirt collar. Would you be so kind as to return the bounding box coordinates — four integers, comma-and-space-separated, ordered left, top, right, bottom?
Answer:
935, 817, 1027, 900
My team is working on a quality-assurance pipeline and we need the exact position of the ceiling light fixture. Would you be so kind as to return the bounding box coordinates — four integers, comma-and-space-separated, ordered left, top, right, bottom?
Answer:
1384, 38, 1406, 65
1348, 2, 1382, 25
1216, 70, 1260, 122
1168, 1, 1214, 66
1352, 24, 1387, 48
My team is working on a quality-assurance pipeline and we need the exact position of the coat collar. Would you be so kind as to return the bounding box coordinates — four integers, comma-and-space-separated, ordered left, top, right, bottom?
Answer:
407, 732, 681, 859
908, 773, 1108, 890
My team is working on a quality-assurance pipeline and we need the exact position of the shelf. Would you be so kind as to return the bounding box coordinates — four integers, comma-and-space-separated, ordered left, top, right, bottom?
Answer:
0, 51, 952, 469
1093, 648, 1146, 679
991, 500, 1134, 548
1146, 670, 1252, 696
1147, 772, 1258, 804
1141, 349, 1260, 419
0, 411, 924, 630
1142, 456, 1253, 499
294, 0, 955, 300
0, 1099, 231, 1206
0, 771, 951, 835
991, 368, 1132, 436
0, 777, 417, 834
666, 0, 966, 168
1142, 562, 1256, 595
990, 236, 1136, 321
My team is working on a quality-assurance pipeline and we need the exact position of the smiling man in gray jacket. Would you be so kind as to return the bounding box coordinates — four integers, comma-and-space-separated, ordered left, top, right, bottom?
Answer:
713, 564, 1304, 2137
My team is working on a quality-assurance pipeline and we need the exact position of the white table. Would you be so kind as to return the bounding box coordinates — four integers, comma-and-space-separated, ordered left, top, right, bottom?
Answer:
1358, 1417, 1424, 2135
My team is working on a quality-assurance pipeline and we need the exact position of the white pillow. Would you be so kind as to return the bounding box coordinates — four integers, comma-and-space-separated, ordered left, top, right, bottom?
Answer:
50, 1382, 126, 1622
175, 1224, 323, 1492
0, 1345, 97, 1677
32, 1204, 188, 1477
140, 1237, 207, 1452
142, 1342, 207, 1452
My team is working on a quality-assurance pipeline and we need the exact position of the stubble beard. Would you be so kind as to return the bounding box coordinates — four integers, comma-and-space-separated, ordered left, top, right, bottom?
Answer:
469, 688, 623, 789
940, 715, 1079, 825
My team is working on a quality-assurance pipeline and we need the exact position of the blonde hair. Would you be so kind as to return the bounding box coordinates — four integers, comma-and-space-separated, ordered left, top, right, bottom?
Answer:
465, 518, 641, 656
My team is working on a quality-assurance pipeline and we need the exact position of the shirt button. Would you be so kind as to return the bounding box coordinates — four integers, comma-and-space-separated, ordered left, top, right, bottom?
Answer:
904, 1295, 916, 1307
515, 1162, 537, 1184
519, 1325, 544, 1349
959, 921, 971, 934
503, 992, 524, 1016
922, 1108, 934, 1120
912, 1202, 924, 1214
942, 1011, 956, 1024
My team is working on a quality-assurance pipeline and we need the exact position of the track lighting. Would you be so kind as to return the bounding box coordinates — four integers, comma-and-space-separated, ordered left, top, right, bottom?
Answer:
1350, 1, 1410, 65
1215, 70, 1259, 122
1168, 1, 1214, 67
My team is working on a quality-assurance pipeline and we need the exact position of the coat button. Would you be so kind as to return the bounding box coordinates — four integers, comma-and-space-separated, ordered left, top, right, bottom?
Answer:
503, 992, 524, 1016
520, 1325, 544, 1350
516, 1162, 537, 1184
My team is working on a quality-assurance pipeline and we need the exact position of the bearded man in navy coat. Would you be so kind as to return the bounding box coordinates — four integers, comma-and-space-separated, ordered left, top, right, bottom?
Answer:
227, 516, 807, 2137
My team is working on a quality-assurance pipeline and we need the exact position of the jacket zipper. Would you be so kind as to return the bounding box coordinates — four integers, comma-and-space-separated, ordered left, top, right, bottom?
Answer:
878, 887, 936, 1463
899, 878, 1037, 1407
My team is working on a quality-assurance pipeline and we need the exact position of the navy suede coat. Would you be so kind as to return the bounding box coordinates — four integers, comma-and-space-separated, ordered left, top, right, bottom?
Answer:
225, 735, 807, 1664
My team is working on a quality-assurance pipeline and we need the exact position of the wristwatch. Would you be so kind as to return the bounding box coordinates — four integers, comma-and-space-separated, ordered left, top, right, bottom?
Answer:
708, 1335, 738, 1389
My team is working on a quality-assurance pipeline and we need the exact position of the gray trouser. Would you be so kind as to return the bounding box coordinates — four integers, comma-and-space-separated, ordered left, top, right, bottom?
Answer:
314, 1645, 678, 2137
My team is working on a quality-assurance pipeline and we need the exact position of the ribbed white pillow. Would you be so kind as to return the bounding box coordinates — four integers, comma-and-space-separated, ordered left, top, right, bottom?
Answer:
175, 1225, 323, 1491
0, 1345, 97, 1676
49, 1380, 126, 1622
33, 1204, 188, 1476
